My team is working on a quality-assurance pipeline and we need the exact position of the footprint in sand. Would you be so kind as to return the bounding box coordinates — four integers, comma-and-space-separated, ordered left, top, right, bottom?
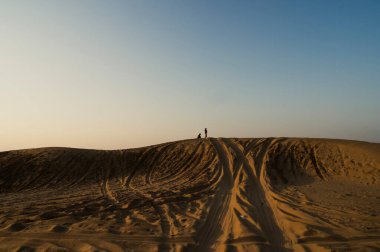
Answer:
16, 246, 35, 252
8, 222, 27, 232
51, 223, 71, 233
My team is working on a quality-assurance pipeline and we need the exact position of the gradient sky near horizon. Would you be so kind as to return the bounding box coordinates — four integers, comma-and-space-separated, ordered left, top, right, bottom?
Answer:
1, 0, 380, 151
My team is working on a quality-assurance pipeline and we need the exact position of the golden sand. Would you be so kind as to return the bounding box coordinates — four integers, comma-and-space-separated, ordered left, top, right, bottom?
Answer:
0, 138, 379, 251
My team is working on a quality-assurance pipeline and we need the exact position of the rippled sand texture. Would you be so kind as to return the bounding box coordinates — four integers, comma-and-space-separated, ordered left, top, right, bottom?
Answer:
0, 138, 379, 251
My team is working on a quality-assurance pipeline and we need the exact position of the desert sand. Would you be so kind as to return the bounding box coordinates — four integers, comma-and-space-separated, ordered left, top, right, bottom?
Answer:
0, 138, 379, 251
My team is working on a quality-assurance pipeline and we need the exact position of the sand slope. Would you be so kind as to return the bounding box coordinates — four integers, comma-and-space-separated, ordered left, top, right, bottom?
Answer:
0, 138, 379, 251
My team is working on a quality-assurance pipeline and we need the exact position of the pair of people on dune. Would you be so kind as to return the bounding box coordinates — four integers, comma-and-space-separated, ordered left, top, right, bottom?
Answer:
197, 128, 208, 139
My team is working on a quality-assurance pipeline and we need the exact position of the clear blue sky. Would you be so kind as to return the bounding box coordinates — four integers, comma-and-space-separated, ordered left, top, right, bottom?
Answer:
1, 0, 379, 150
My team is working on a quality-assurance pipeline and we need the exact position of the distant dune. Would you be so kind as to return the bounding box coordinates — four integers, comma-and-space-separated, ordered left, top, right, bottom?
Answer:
0, 138, 379, 251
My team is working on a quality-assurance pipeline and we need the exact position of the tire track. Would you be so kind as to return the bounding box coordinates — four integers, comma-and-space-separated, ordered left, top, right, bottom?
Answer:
222, 138, 290, 251
194, 138, 234, 250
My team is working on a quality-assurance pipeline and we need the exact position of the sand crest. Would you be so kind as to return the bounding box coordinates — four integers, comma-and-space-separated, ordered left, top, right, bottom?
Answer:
0, 138, 379, 251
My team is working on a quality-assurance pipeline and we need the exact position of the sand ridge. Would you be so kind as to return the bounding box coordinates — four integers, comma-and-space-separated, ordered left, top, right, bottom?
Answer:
0, 138, 379, 251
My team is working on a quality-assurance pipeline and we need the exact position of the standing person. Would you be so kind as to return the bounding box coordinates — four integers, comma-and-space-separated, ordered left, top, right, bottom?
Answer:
197, 133, 201, 139
204, 128, 208, 138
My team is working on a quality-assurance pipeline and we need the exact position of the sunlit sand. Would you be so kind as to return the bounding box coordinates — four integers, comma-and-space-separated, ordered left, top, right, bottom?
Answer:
1, 138, 379, 251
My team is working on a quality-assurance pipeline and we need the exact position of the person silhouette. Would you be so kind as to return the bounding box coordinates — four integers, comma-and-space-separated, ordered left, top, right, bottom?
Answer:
197, 133, 201, 139
204, 128, 208, 138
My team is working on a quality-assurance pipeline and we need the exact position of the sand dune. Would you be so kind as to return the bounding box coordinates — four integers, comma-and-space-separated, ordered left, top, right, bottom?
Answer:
0, 138, 379, 251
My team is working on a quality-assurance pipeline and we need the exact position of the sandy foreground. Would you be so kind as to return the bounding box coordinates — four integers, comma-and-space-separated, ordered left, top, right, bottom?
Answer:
0, 138, 379, 252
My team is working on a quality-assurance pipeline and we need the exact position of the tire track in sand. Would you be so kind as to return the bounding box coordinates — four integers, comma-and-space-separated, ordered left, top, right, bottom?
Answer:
194, 138, 234, 250
222, 138, 289, 250
193, 138, 289, 251
122, 142, 180, 242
